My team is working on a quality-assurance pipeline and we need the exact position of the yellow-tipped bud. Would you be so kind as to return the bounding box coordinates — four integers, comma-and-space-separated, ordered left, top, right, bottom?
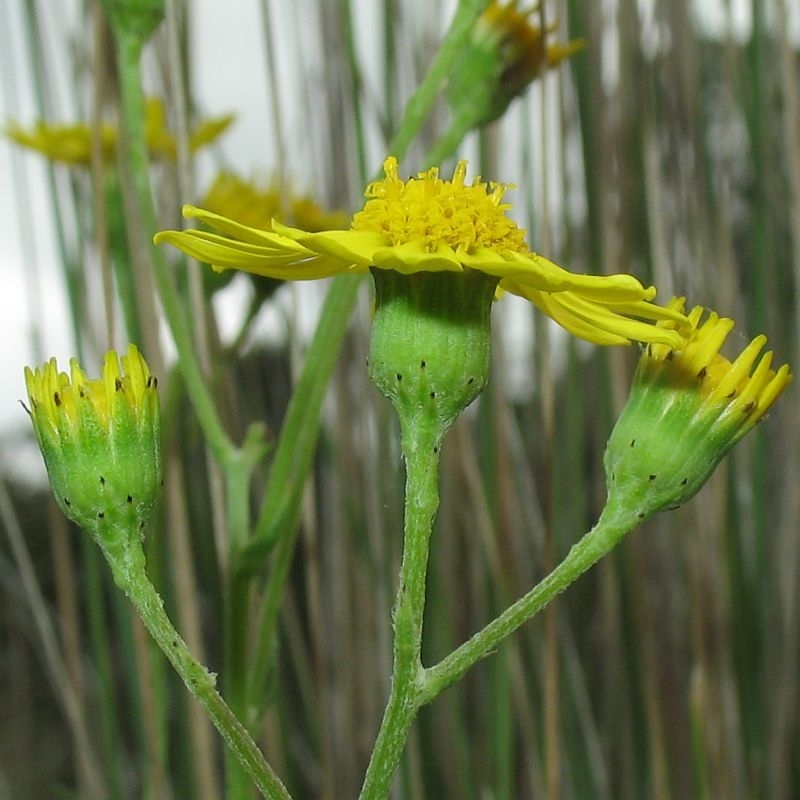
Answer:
24, 345, 162, 550
604, 299, 792, 522
448, 1, 585, 128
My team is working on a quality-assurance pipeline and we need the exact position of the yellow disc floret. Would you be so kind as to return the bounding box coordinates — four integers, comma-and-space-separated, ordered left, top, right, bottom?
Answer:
351, 157, 528, 255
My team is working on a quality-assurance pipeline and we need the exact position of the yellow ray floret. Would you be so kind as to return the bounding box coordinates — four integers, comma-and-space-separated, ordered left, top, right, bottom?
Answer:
155, 157, 687, 347
641, 297, 792, 430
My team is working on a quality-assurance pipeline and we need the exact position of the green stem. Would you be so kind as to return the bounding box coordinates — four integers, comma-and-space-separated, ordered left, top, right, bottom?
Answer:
424, 106, 481, 166
243, 275, 361, 722
384, 0, 491, 161
243, 275, 362, 568
114, 30, 237, 469
358, 268, 497, 797
358, 419, 444, 800
104, 176, 144, 345
241, 0, 492, 762
103, 537, 291, 800
224, 450, 263, 799
418, 498, 636, 706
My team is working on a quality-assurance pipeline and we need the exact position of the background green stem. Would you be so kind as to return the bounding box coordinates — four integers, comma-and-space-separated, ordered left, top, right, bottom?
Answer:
243, 274, 360, 727
224, 455, 263, 799
110, 23, 282, 797
114, 30, 236, 468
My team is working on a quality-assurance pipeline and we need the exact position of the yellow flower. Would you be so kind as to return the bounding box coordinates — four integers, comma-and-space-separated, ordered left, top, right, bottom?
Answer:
6, 119, 117, 166
156, 156, 685, 347
604, 298, 792, 521
448, 1, 586, 127
196, 171, 349, 297
24, 345, 162, 541
6, 98, 233, 166
199, 171, 348, 233
144, 98, 233, 159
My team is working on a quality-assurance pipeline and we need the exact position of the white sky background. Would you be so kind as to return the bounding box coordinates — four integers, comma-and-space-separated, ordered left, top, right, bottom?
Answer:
1, 0, 798, 443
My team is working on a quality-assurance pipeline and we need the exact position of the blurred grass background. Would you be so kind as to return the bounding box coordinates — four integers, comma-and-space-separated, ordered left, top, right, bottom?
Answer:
0, 0, 798, 798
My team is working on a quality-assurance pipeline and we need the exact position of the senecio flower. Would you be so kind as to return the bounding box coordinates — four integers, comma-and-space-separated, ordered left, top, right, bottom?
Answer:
604, 298, 792, 522
200, 171, 349, 234
24, 345, 162, 548
6, 98, 232, 166
448, 1, 586, 127
155, 156, 684, 348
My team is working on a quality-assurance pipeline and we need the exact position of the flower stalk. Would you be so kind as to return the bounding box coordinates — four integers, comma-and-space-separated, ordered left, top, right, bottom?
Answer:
104, 536, 291, 800
419, 297, 793, 705
419, 498, 633, 706
358, 418, 442, 800
359, 269, 497, 797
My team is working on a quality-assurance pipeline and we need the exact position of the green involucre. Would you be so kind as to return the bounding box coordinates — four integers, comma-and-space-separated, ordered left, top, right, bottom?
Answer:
367, 269, 499, 438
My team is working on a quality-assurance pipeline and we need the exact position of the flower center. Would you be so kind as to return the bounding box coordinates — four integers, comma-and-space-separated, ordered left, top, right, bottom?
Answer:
351, 157, 528, 254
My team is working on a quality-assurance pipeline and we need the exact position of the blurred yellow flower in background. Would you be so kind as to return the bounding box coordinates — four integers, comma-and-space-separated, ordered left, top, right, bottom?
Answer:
6, 97, 232, 165
199, 171, 348, 233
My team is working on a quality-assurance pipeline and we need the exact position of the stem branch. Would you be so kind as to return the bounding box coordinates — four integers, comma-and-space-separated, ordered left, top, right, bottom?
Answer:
418, 500, 635, 706
105, 539, 291, 800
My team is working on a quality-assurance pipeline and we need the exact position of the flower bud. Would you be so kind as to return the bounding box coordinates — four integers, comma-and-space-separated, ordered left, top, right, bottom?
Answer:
604, 299, 792, 522
448, 1, 585, 128
24, 345, 162, 551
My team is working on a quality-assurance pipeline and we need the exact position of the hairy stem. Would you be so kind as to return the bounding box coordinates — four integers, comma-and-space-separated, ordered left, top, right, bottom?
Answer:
418, 499, 635, 706
358, 420, 443, 800
103, 536, 291, 800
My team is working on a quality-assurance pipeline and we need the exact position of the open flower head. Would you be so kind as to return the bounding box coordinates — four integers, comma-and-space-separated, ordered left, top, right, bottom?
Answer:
6, 98, 232, 166
448, 1, 586, 127
24, 345, 162, 545
156, 157, 686, 348
604, 298, 792, 522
